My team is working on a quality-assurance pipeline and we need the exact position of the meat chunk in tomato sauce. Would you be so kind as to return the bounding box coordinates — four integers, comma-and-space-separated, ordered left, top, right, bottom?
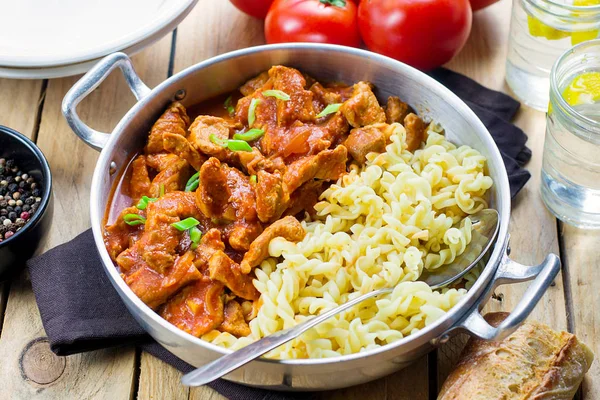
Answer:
188, 116, 235, 160
145, 102, 190, 154
344, 125, 387, 164
160, 276, 225, 337
149, 157, 190, 198
220, 300, 251, 337
193, 228, 225, 273
104, 206, 144, 261
105, 65, 435, 338
129, 155, 151, 201
340, 82, 386, 128
116, 192, 201, 275
240, 216, 305, 274
283, 145, 348, 194
163, 132, 205, 170
209, 250, 260, 301
404, 113, 427, 152
385, 96, 413, 124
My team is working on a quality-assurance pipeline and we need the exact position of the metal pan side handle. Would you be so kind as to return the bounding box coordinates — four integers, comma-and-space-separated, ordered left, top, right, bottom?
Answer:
61, 52, 151, 151
443, 253, 560, 342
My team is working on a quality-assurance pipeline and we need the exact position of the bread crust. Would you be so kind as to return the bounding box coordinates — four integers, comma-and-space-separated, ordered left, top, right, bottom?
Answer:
438, 312, 594, 400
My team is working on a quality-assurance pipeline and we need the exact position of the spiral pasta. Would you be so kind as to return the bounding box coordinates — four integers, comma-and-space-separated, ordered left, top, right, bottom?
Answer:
203, 122, 493, 359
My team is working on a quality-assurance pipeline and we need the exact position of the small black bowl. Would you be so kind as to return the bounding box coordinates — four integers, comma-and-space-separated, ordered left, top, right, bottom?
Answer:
0, 126, 53, 281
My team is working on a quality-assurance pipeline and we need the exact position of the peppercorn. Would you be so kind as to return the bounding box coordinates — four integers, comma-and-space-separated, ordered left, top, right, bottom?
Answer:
0, 159, 42, 240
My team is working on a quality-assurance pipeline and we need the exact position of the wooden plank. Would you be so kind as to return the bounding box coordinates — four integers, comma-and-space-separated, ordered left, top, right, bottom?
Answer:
0, 78, 44, 137
188, 386, 227, 400
0, 34, 172, 400
560, 224, 600, 399
0, 78, 44, 336
438, 1, 569, 390
172, 0, 265, 73
138, 353, 189, 400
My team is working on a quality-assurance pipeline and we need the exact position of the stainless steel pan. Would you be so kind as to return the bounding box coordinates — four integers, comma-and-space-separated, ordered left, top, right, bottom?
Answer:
62, 44, 560, 391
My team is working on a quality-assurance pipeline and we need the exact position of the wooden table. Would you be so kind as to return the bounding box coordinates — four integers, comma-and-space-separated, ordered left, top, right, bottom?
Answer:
0, 1, 596, 398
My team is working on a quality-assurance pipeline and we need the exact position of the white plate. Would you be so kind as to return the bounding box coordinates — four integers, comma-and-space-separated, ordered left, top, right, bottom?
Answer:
0, 0, 196, 68
0, 0, 196, 79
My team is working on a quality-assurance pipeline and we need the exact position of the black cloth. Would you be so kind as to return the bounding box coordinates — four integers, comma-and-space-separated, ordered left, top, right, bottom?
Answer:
27, 69, 530, 400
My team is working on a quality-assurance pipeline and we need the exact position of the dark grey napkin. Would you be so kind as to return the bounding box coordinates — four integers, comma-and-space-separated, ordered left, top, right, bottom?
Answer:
27, 69, 530, 400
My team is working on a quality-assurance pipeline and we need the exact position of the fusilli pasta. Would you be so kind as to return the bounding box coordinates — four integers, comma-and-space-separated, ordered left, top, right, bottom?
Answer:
203, 122, 493, 359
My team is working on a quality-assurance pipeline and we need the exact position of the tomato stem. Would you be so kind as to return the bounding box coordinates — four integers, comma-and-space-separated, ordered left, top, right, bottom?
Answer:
319, 0, 346, 7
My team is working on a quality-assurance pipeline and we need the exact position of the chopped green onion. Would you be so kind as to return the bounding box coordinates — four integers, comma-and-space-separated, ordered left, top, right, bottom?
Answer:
159, 184, 165, 197
250, 175, 257, 184
185, 171, 200, 192
136, 196, 157, 210
262, 90, 290, 101
224, 95, 235, 116
189, 226, 202, 250
248, 98, 260, 127
172, 217, 200, 231
316, 103, 342, 118
124, 214, 146, 226
210, 134, 253, 152
186, 179, 199, 193
226, 140, 253, 152
233, 128, 265, 142
210, 134, 228, 148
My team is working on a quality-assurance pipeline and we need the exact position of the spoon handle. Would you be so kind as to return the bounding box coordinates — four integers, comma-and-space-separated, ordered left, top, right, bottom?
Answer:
181, 287, 393, 387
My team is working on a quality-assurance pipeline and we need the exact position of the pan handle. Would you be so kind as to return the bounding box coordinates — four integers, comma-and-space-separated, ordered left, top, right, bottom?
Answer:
61, 52, 151, 151
435, 252, 560, 343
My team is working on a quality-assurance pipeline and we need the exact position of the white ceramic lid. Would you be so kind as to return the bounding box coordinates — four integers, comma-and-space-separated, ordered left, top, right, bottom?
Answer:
0, 0, 196, 68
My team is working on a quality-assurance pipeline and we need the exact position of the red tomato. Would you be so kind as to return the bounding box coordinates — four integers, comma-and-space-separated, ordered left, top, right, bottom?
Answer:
469, 0, 500, 11
230, 0, 274, 19
265, 0, 361, 47
358, 0, 472, 70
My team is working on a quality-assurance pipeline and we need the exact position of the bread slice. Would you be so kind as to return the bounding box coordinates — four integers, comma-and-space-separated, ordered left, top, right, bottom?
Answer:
438, 312, 594, 399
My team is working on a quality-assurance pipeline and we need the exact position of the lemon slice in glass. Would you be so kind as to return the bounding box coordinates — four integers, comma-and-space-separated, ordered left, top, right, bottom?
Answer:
563, 71, 600, 106
572, 0, 600, 44
528, 0, 599, 43
527, 15, 570, 40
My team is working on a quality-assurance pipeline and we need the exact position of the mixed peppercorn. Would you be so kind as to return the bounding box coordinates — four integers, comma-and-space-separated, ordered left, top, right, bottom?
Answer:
0, 158, 42, 243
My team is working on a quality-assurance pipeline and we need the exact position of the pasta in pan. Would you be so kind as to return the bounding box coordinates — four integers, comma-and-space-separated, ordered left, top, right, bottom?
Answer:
203, 122, 493, 359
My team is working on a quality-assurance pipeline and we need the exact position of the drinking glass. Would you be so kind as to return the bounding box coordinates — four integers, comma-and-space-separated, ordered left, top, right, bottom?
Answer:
541, 39, 600, 228
506, 0, 600, 111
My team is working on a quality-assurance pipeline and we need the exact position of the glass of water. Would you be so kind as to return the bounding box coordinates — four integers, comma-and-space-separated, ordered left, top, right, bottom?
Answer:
541, 39, 600, 228
506, 0, 600, 112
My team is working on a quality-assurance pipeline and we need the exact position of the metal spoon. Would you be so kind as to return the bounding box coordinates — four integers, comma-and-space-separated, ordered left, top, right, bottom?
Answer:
181, 208, 499, 387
